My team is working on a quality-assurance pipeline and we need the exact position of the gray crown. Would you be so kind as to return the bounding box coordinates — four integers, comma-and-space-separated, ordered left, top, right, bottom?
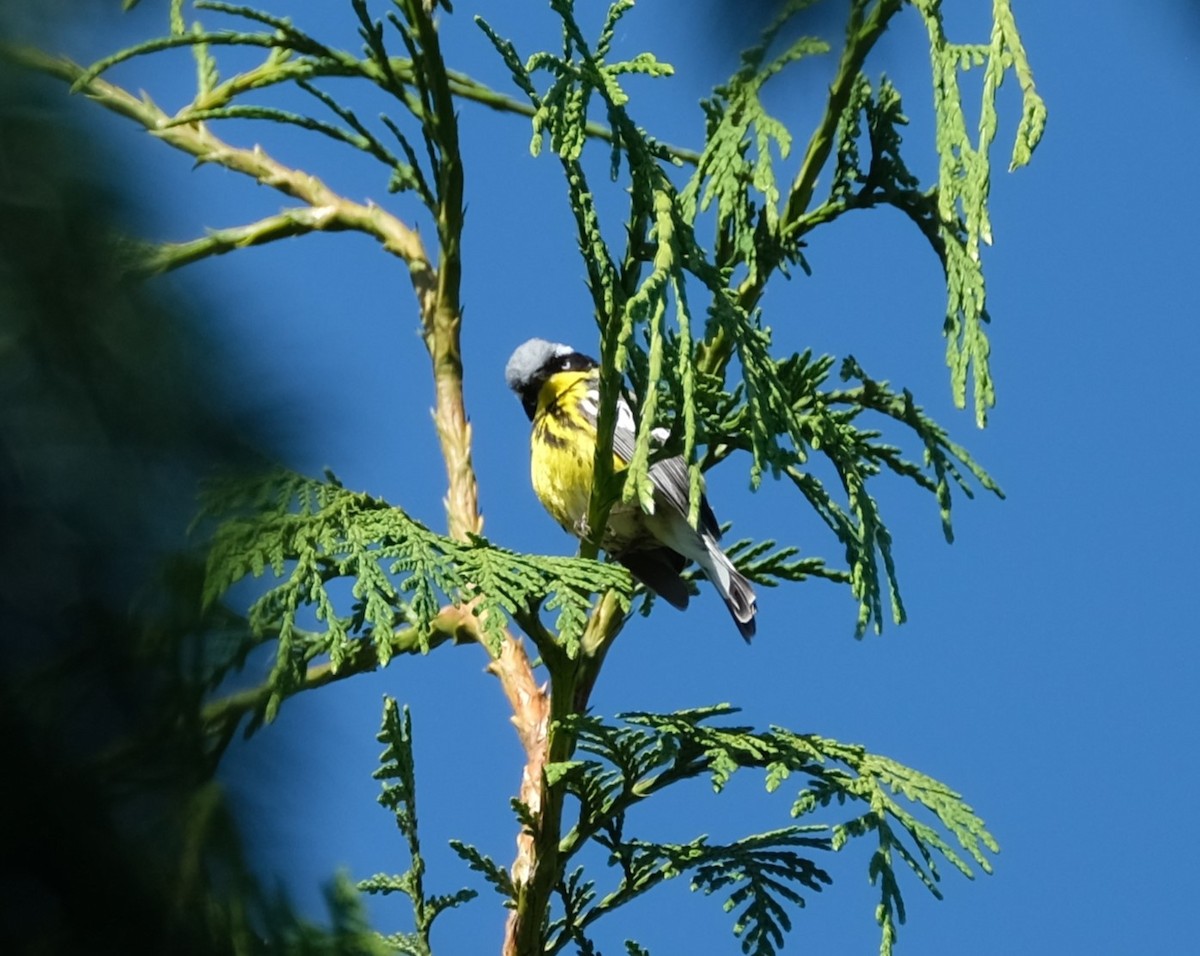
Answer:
504, 338, 572, 392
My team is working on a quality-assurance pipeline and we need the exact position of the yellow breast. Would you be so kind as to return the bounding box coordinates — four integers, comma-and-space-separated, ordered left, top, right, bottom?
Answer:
529, 370, 629, 541
530, 371, 596, 534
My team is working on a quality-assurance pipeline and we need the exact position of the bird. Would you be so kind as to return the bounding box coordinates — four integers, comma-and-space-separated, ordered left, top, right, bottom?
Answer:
504, 337, 756, 641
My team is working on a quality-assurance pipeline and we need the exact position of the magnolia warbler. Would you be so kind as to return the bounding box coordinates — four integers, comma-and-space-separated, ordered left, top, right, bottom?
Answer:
504, 338, 756, 641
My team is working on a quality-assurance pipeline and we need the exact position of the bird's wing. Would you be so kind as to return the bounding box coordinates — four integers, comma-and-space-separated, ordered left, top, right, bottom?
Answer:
591, 391, 720, 540
577, 385, 640, 463
648, 453, 721, 539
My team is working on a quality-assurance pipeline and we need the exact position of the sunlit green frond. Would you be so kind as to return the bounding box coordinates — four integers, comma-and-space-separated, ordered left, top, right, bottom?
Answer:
690, 339, 1001, 636
547, 707, 995, 956
909, 0, 1045, 425
448, 841, 516, 900
357, 699, 477, 954
199, 470, 632, 717
681, 6, 829, 281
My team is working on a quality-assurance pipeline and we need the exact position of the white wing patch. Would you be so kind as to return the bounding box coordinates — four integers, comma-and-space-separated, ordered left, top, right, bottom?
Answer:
616, 397, 637, 438
579, 392, 598, 421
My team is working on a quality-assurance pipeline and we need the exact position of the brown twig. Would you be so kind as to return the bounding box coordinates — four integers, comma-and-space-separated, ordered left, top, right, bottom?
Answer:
3, 44, 439, 313
200, 603, 480, 747
390, 8, 569, 950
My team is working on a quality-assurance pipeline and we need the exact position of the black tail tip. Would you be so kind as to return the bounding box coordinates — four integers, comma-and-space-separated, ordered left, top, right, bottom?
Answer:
726, 599, 755, 642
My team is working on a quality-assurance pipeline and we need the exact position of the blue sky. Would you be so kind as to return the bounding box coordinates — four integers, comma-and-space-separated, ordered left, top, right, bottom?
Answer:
32, 1, 1200, 953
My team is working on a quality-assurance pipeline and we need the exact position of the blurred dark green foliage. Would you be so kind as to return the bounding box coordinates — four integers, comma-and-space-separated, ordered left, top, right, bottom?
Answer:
0, 62, 360, 955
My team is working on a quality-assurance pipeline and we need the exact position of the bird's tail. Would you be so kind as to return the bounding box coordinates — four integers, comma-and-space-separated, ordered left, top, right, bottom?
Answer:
698, 537, 757, 642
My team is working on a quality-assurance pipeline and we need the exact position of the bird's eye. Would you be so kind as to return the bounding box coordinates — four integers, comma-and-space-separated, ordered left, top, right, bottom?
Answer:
557, 353, 593, 373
